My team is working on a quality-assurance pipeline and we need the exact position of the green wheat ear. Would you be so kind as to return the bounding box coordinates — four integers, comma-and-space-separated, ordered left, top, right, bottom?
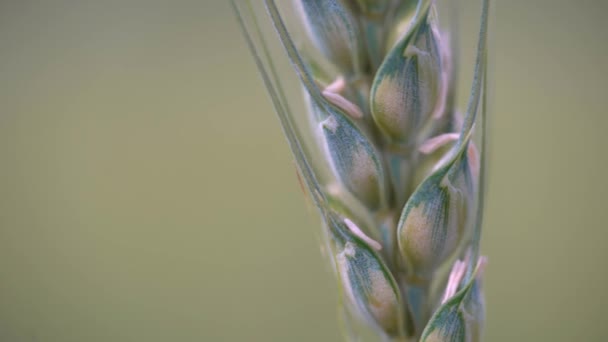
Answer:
233, 0, 492, 340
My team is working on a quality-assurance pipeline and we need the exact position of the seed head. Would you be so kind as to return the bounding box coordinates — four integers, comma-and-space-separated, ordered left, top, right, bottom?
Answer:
336, 239, 404, 336
316, 103, 388, 210
397, 145, 477, 278
295, 0, 367, 73
420, 258, 487, 342
370, 16, 444, 144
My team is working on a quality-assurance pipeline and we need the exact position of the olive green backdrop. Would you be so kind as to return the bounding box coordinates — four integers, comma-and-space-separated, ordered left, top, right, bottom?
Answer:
0, 1, 606, 341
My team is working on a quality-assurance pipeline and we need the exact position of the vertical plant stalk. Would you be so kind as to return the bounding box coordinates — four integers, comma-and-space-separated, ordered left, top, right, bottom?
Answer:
233, 0, 492, 340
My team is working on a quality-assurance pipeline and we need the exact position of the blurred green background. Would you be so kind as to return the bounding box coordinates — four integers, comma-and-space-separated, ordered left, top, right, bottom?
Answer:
0, 1, 606, 341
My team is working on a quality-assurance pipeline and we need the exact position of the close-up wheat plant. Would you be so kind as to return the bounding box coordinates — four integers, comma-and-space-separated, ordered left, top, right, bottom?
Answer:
4, 1, 608, 341
234, 0, 491, 340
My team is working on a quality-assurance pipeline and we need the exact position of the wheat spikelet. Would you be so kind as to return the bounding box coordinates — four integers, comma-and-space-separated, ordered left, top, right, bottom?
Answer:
234, 0, 491, 340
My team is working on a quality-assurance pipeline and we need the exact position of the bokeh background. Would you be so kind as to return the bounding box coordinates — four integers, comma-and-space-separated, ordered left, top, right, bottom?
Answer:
1, 1, 607, 341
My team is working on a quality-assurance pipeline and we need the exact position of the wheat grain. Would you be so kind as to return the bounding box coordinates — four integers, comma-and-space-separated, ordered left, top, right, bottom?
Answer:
234, 0, 491, 340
